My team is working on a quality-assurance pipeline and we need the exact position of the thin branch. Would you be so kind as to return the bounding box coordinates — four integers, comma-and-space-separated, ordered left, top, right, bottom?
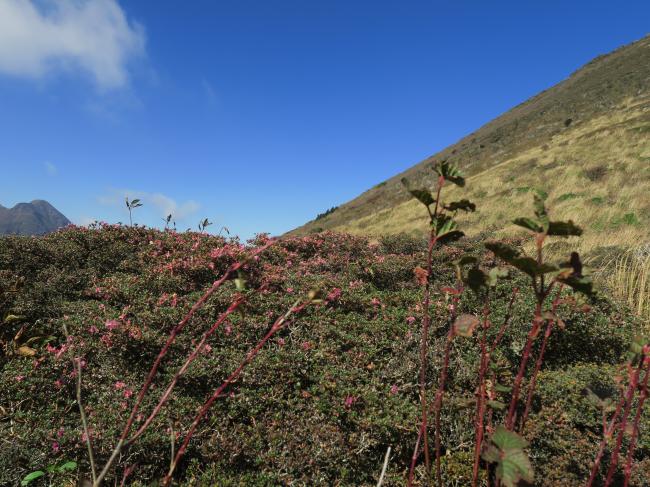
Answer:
75, 357, 97, 484
162, 299, 310, 485
376, 446, 391, 487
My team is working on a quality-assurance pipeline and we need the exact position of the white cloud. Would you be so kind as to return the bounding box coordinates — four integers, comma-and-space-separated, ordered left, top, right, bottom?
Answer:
44, 161, 57, 175
99, 189, 201, 222
0, 0, 146, 90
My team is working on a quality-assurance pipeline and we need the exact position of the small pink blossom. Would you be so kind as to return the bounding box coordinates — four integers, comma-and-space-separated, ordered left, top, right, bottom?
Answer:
224, 324, 232, 336
344, 395, 357, 409
286, 287, 294, 293
15, 375, 24, 382
277, 337, 285, 346
301, 341, 312, 351
89, 325, 99, 334
114, 381, 126, 390
105, 319, 120, 331
52, 441, 60, 453
203, 344, 212, 354
57, 427, 65, 438
371, 297, 381, 307
123, 388, 133, 399
406, 316, 416, 325
54, 379, 63, 389
327, 288, 342, 302
390, 384, 399, 395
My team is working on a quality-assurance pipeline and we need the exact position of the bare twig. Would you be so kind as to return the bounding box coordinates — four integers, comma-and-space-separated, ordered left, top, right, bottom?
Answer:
376, 446, 392, 487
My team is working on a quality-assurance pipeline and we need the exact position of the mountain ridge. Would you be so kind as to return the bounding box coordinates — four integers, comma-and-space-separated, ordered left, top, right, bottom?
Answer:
291, 34, 650, 252
0, 200, 71, 236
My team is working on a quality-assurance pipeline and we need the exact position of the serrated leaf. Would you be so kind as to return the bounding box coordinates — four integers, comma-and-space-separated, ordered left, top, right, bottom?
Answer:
401, 178, 435, 207
487, 400, 506, 410
453, 255, 479, 266
547, 220, 583, 237
444, 199, 476, 212
465, 267, 488, 293
513, 217, 543, 233
510, 257, 558, 278
433, 161, 465, 187
556, 274, 593, 296
453, 314, 480, 337
21, 471, 45, 486
485, 242, 521, 262
483, 426, 534, 487
492, 426, 529, 450
533, 191, 549, 232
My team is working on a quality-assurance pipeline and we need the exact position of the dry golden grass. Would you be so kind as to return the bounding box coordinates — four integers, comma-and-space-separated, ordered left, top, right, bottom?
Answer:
599, 250, 650, 324
332, 97, 650, 322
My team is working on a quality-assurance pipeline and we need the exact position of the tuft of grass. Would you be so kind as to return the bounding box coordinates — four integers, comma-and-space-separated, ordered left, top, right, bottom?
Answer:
606, 249, 650, 323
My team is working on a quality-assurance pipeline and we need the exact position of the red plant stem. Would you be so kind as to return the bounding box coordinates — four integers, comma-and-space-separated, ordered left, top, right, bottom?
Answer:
93, 240, 274, 487
505, 301, 543, 430
129, 296, 246, 443
489, 288, 519, 356
604, 361, 644, 486
586, 373, 629, 487
623, 356, 650, 487
418, 231, 436, 482
472, 304, 491, 487
123, 240, 273, 441
407, 421, 425, 487
433, 302, 456, 487
520, 286, 563, 432
162, 299, 309, 486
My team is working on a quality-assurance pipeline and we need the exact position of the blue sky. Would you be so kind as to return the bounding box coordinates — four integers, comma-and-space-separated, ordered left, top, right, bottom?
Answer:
0, 0, 648, 239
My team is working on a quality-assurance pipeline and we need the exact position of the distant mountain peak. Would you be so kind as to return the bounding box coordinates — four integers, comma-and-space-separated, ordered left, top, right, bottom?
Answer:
0, 200, 71, 236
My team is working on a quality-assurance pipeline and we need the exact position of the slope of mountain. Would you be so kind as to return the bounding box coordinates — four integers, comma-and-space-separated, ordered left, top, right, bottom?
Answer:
0, 200, 71, 236
292, 34, 650, 257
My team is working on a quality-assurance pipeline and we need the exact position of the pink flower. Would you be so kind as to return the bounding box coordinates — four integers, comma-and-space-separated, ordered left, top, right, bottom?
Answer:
203, 344, 212, 354
15, 375, 25, 382
277, 337, 285, 346
52, 441, 60, 453
123, 389, 133, 399
224, 324, 232, 336
371, 297, 381, 307
406, 316, 416, 325
286, 287, 294, 293
57, 427, 65, 438
327, 288, 342, 302
301, 341, 312, 351
89, 325, 99, 334
344, 395, 357, 409
114, 381, 126, 390
390, 384, 399, 395
105, 319, 120, 331
54, 379, 63, 389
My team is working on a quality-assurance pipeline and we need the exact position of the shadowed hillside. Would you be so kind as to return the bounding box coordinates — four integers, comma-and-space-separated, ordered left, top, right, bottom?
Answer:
292, 34, 650, 256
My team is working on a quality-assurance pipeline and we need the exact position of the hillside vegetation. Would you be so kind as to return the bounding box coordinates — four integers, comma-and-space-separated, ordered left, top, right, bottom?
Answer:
1, 219, 649, 485
293, 35, 650, 259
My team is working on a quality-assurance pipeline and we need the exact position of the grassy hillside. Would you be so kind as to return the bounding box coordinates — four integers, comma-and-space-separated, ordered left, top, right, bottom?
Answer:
293, 35, 650, 257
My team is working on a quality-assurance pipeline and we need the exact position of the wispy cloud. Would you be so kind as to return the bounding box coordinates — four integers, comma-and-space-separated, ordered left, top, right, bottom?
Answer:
0, 0, 146, 90
98, 189, 201, 222
44, 161, 57, 175
201, 78, 218, 107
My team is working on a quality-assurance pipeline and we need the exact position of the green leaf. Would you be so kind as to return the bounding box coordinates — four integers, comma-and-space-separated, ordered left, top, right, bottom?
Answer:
487, 400, 506, 410
547, 220, 583, 236
494, 383, 512, 393
465, 267, 488, 293
444, 199, 476, 212
510, 258, 558, 278
452, 255, 479, 267
57, 461, 77, 473
401, 178, 435, 207
513, 217, 543, 233
433, 160, 466, 187
485, 242, 521, 262
482, 426, 534, 487
556, 274, 593, 296
3, 314, 24, 324
491, 426, 529, 450
452, 314, 480, 337
21, 471, 45, 486
431, 215, 465, 244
